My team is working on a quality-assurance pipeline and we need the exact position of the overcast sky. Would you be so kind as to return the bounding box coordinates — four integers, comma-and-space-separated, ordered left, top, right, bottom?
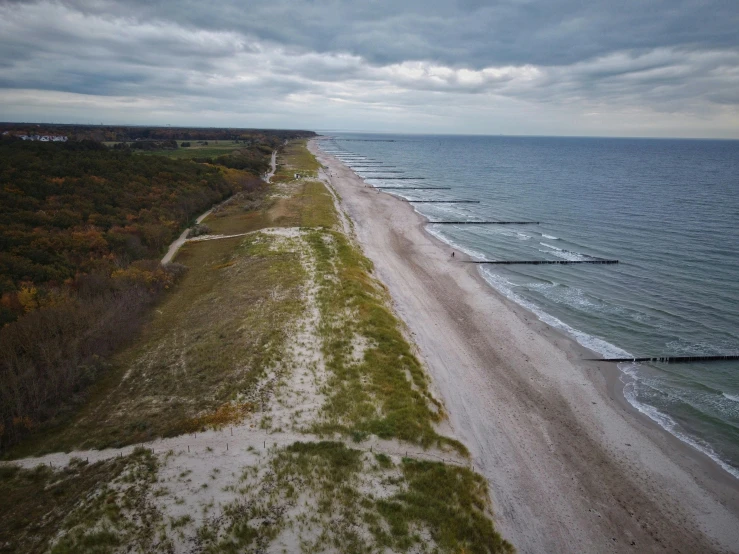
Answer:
1, 0, 738, 137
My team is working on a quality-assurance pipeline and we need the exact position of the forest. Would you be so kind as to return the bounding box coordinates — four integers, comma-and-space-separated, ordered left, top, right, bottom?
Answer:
0, 131, 302, 451
0, 122, 315, 144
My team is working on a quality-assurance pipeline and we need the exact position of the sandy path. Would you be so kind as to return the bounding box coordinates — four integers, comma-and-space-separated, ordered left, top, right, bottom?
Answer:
265, 149, 277, 183
161, 207, 215, 264
8, 426, 467, 472
311, 139, 739, 554
163, 149, 277, 265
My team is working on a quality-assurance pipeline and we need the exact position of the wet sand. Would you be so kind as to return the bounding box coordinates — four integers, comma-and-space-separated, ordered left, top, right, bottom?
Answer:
310, 139, 739, 553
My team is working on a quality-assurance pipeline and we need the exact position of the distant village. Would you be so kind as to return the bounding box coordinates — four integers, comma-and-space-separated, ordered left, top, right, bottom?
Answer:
2, 131, 68, 142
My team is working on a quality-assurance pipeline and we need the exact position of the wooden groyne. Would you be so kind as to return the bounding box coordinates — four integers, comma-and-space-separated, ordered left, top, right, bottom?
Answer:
464, 259, 618, 265
408, 200, 480, 203
428, 221, 539, 225
590, 355, 739, 364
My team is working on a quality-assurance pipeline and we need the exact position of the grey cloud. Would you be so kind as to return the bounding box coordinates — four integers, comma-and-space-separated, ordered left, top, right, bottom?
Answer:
53, 0, 739, 67
0, 0, 737, 137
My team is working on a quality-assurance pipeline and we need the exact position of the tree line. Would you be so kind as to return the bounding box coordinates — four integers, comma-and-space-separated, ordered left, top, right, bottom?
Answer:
0, 122, 315, 144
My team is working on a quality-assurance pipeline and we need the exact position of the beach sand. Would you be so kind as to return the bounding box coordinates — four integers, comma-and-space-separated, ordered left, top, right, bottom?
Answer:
310, 139, 739, 553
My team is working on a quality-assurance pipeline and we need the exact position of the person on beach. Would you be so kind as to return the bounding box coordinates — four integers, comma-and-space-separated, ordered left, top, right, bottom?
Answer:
452, 251, 455, 257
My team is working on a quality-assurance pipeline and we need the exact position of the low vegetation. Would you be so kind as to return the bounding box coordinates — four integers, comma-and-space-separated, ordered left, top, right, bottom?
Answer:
0, 448, 163, 553
195, 441, 512, 553
0, 137, 512, 552
306, 228, 465, 454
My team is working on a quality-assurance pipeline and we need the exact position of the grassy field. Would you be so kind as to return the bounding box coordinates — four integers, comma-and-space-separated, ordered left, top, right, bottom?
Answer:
104, 140, 247, 160
271, 139, 321, 181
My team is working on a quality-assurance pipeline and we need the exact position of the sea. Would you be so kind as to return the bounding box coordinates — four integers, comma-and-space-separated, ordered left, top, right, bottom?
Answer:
319, 133, 739, 478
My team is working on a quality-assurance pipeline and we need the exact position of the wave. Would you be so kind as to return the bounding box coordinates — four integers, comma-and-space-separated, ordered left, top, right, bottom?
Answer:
621, 367, 739, 479
540, 242, 607, 262
539, 244, 587, 261
480, 267, 739, 479
723, 392, 739, 403
542, 234, 559, 240
425, 225, 488, 260
479, 268, 630, 359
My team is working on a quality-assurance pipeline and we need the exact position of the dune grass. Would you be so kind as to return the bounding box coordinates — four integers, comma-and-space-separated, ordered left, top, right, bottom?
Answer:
196, 440, 512, 553
0, 448, 163, 553
305, 228, 467, 455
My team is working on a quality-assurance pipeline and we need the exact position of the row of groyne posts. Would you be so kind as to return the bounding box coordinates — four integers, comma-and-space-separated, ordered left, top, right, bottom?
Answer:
319, 137, 737, 365
320, 137, 619, 268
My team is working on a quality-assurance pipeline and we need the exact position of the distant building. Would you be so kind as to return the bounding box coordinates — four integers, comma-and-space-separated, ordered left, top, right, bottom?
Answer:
17, 134, 67, 142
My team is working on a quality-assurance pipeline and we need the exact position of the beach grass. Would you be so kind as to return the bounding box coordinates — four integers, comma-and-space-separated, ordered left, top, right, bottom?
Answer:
0, 448, 163, 553
306, 227, 467, 455
195, 440, 512, 553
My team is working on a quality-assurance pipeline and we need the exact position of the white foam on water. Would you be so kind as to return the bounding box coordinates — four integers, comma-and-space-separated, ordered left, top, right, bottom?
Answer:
542, 234, 559, 240
425, 225, 488, 260
480, 267, 739, 478
621, 365, 739, 479
723, 392, 739, 403
539, 242, 592, 261
539, 248, 586, 262
479, 268, 629, 359
528, 282, 598, 311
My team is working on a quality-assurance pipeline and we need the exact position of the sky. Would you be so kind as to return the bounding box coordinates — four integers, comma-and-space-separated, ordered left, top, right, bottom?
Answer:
1, 0, 738, 138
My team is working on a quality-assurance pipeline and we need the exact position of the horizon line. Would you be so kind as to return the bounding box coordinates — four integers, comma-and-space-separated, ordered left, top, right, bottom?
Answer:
2, 121, 738, 142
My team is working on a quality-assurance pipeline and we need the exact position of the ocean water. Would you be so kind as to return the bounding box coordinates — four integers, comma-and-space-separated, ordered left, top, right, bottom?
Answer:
320, 133, 739, 478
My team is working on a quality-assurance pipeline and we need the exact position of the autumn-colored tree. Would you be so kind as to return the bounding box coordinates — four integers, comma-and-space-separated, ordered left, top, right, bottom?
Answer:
0, 133, 293, 451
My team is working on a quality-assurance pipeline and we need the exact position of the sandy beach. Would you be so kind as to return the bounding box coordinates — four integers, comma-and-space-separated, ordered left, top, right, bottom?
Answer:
310, 139, 739, 553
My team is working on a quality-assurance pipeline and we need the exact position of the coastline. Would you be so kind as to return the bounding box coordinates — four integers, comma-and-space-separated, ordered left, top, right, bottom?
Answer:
310, 138, 739, 553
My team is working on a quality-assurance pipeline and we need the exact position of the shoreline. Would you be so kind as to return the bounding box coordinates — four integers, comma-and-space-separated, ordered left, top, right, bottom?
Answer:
310, 138, 739, 553
426, 205, 739, 482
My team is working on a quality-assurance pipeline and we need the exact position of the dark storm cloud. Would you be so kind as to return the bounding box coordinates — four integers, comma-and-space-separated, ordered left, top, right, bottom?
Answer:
0, 0, 737, 136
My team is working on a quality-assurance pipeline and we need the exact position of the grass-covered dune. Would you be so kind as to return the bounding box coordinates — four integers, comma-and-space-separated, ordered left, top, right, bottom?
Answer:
0, 139, 513, 553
